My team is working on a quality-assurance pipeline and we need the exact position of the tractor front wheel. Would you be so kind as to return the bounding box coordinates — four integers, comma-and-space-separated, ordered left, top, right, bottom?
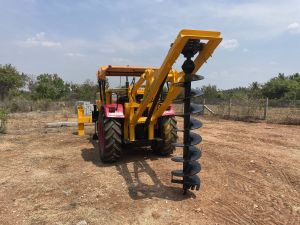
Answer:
98, 113, 122, 163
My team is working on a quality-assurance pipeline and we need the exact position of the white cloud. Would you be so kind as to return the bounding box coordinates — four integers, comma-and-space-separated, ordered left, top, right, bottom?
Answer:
287, 22, 300, 34
221, 39, 239, 50
19, 32, 61, 48
166, 0, 300, 39
65, 52, 85, 57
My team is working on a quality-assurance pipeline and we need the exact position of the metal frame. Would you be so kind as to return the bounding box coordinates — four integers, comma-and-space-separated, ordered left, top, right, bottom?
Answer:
95, 29, 222, 143
77, 105, 92, 136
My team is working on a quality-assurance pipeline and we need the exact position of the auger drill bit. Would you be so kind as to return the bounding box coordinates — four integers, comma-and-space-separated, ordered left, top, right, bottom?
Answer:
171, 39, 204, 194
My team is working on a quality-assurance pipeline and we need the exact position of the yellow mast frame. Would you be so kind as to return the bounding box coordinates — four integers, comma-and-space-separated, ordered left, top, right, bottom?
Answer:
97, 29, 222, 142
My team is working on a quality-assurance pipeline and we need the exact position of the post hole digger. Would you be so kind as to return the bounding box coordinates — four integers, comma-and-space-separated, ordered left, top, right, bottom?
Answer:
91, 29, 222, 194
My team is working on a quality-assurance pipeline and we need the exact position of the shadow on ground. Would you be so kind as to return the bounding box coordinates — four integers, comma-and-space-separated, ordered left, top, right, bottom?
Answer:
81, 135, 195, 201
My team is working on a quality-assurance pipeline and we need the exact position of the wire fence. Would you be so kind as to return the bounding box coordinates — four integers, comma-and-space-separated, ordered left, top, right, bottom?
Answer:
194, 98, 300, 124
0, 99, 76, 113
1, 97, 300, 125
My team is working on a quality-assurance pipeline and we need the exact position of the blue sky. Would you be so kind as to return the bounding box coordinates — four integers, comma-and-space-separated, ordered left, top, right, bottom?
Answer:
0, 0, 299, 89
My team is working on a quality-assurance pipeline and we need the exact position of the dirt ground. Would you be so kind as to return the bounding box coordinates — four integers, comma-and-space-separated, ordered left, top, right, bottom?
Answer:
0, 111, 299, 225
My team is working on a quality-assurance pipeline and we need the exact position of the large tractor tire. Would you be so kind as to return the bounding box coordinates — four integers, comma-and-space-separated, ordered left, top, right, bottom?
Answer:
152, 116, 178, 156
98, 113, 122, 163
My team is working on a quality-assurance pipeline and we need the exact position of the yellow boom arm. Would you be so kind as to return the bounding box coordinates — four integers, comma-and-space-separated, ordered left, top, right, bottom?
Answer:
131, 29, 222, 125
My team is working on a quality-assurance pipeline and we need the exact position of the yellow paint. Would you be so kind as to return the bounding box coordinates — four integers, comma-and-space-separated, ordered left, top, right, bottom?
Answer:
94, 29, 222, 142
77, 105, 92, 136
129, 124, 135, 141
148, 122, 154, 140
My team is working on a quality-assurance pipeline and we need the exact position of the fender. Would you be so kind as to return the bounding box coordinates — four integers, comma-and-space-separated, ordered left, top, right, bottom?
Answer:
162, 105, 175, 116
104, 104, 125, 118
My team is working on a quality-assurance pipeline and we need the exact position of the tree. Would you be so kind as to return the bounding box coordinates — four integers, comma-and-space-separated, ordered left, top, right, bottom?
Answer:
262, 73, 300, 99
76, 79, 98, 102
66, 80, 98, 101
201, 85, 222, 99
0, 64, 27, 100
248, 81, 262, 99
31, 74, 70, 100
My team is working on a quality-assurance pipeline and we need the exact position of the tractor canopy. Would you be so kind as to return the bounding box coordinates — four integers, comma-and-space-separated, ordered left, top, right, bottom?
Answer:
97, 65, 158, 80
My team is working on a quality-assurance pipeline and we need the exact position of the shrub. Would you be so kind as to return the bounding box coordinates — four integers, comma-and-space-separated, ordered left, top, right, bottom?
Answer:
0, 108, 8, 133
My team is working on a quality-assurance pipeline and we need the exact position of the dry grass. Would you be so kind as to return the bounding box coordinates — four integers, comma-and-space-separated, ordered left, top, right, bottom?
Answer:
0, 99, 75, 113
1, 111, 299, 225
266, 107, 300, 125
205, 104, 300, 125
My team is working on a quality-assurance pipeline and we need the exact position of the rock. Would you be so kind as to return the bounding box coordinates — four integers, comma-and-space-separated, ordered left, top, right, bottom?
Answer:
253, 204, 259, 209
248, 170, 256, 173
69, 202, 76, 209
292, 205, 300, 213
76, 220, 87, 225
250, 160, 255, 163
194, 208, 203, 213
151, 212, 161, 219
63, 189, 72, 196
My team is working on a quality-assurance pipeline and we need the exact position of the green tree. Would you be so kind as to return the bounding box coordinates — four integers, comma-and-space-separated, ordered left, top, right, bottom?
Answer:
248, 81, 262, 99
31, 74, 70, 100
76, 79, 98, 102
220, 87, 248, 99
262, 73, 300, 99
201, 85, 222, 99
0, 64, 27, 100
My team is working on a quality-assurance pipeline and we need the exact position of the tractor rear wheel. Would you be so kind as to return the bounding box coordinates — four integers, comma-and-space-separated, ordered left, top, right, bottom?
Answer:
98, 113, 122, 163
152, 116, 178, 156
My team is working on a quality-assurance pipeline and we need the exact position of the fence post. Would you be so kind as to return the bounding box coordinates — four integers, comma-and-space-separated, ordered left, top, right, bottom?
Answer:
264, 97, 268, 120
228, 98, 232, 117
247, 99, 250, 117
202, 98, 206, 115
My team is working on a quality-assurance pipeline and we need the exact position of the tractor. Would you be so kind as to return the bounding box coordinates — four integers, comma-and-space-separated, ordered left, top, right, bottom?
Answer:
91, 29, 222, 194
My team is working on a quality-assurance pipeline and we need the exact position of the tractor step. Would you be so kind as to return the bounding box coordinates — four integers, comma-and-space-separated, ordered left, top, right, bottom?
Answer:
123, 138, 163, 147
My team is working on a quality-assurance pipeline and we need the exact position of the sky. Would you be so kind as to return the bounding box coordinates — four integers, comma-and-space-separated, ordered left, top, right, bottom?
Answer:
0, 0, 299, 89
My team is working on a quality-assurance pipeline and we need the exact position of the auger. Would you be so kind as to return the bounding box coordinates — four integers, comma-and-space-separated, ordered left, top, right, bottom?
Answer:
171, 39, 204, 194
90, 29, 222, 194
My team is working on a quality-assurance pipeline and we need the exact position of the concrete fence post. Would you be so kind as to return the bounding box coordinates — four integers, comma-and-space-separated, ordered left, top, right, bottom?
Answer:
202, 98, 206, 115
264, 97, 269, 120
228, 98, 232, 117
